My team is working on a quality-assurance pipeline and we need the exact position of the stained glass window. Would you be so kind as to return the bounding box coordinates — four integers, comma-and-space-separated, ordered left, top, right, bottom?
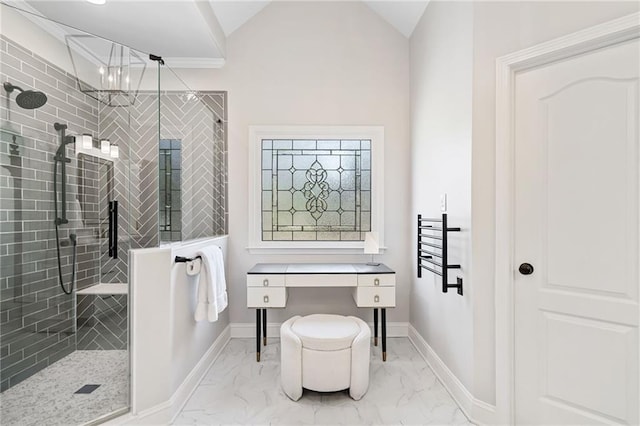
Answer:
261, 139, 371, 241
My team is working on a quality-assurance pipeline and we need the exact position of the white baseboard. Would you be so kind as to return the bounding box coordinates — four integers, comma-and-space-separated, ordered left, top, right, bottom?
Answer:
408, 325, 496, 425
168, 325, 231, 423
111, 325, 231, 425
230, 321, 409, 338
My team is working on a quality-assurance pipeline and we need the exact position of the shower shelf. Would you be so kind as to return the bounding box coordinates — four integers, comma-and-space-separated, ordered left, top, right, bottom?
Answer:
76, 283, 128, 295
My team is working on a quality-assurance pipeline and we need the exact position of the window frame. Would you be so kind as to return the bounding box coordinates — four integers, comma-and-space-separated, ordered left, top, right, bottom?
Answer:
248, 125, 385, 254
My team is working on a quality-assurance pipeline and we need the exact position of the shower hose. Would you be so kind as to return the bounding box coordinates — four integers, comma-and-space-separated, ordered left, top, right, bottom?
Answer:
53, 154, 76, 295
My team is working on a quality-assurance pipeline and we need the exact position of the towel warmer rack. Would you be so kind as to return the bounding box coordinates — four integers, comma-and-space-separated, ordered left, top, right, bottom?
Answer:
417, 213, 463, 295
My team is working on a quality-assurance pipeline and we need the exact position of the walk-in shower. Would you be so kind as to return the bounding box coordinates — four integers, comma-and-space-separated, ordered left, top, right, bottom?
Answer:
0, 3, 227, 425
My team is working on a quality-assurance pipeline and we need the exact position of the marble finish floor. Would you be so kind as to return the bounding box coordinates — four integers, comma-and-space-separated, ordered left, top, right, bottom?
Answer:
174, 338, 471, 425
0, 350, 128, 426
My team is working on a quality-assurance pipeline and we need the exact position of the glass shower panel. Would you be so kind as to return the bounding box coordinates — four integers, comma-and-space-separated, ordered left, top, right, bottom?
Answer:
158, 66, 227, 243
0, 5, 159, 424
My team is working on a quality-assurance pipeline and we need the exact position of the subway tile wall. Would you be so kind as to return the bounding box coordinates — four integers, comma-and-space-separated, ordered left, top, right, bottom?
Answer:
1, 35, 228, 391
0, 35, 101, 391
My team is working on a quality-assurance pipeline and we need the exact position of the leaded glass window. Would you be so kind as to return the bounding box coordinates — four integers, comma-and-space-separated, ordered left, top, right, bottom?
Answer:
261, 139, 371, 241
159, 139, 182, 242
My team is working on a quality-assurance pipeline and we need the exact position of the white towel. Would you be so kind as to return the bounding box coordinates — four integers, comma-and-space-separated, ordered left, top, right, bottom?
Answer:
194, 245, 227, 322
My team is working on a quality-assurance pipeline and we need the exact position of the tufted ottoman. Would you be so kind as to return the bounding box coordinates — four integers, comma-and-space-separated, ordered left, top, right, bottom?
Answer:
280, 314, 371, 401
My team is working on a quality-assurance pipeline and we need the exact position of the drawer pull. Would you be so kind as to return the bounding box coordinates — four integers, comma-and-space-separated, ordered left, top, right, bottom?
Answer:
374, 295, 380, 303
374, 278, 380, 286
263, 295, 269, 303
263, 279, 269, 287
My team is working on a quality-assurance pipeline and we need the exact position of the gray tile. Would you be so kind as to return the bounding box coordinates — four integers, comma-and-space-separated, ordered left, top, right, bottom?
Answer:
22, 332, 59, 358
1, 353, 38, 380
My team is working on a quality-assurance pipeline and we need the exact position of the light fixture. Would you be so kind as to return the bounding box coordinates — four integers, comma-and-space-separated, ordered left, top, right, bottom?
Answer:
86, 0, 106, 5
364, 232, 380, 266
101, 139, 110, 154
110, 143, 119, 159
66, 34, 146, 107
81, 134, 93, 149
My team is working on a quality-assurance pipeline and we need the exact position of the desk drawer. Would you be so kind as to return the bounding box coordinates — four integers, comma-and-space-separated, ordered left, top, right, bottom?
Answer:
247, 287, 286, 308
353, 287, 395, 307
357, 274, 395, 287
286, 274, 357, 287
247, 274, 285, 287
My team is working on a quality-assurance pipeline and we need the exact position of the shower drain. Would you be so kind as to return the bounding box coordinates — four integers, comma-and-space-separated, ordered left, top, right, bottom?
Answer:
74, 384, 101, 394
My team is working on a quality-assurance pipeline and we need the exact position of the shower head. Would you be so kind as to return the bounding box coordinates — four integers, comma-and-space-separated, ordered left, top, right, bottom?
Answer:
3, 82, 48, 109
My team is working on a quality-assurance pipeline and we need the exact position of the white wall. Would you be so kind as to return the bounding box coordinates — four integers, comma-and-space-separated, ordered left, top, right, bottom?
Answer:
130, 236, 229, 422
175, 1, 411, 326
410, 0, 640, 414
0, 4, 100, 90
409, 0, 475, 394
471, 0, 640, 407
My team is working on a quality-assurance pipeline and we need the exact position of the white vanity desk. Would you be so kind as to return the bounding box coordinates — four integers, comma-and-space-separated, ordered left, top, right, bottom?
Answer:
247, 263, 396, 361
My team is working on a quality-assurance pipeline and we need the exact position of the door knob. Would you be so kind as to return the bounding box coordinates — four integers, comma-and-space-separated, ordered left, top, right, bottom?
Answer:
519, 263, 534, 275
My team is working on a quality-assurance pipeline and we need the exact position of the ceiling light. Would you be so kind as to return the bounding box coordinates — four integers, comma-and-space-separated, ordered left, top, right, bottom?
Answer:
86, 0, 106, 5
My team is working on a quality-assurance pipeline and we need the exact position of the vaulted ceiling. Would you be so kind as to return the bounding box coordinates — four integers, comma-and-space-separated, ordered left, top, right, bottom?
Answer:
10, 0, 428, 68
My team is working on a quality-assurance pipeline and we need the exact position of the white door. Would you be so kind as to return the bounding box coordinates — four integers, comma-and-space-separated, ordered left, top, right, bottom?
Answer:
514, 38, 639, 425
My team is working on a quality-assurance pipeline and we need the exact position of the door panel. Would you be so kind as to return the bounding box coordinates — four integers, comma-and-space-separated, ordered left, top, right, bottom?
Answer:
543, 312, 635, 420
514, 38, 639, 425
544, 79, 636, 296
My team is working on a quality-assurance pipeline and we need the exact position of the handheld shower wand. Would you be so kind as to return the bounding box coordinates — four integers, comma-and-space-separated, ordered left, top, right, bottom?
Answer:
53, 122, 77, 295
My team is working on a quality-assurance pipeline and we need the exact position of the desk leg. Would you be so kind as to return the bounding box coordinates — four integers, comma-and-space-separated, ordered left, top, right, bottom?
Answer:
373, 308, 378, 346
256, 309, 261, 362
381, 308, 387, 362
262, 309, 267, 345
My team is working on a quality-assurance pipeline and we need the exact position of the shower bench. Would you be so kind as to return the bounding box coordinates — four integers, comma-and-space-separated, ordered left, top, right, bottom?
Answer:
76, 283, 128, 295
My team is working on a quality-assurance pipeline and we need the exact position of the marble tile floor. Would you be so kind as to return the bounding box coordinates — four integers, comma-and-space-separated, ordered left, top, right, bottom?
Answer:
174, 338, 472, 425
0, 350, 128, 426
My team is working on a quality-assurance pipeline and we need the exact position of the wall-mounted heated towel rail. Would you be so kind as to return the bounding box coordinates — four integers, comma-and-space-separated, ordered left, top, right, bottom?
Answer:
417, 213, 463, 295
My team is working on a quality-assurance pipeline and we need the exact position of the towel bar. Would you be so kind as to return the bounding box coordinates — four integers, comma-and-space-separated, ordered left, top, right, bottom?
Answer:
175, 255, 201, 263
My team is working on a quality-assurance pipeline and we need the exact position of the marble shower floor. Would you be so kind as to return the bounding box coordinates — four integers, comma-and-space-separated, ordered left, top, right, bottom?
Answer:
0, 350, 128, 426
174, 338, 472, 426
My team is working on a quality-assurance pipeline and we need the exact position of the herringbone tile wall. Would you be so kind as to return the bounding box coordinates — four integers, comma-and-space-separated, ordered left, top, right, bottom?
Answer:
162, 92, 227, 241
76, 294, 127, 350
98, 91, 227, 261
97, 103, 132, 284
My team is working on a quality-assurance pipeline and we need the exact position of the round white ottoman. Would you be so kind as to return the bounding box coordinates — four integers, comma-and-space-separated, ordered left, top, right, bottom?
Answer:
280, 314, 371, 401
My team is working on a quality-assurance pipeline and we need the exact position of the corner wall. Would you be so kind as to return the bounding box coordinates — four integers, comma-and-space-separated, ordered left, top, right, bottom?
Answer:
409, 0, 474, 396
